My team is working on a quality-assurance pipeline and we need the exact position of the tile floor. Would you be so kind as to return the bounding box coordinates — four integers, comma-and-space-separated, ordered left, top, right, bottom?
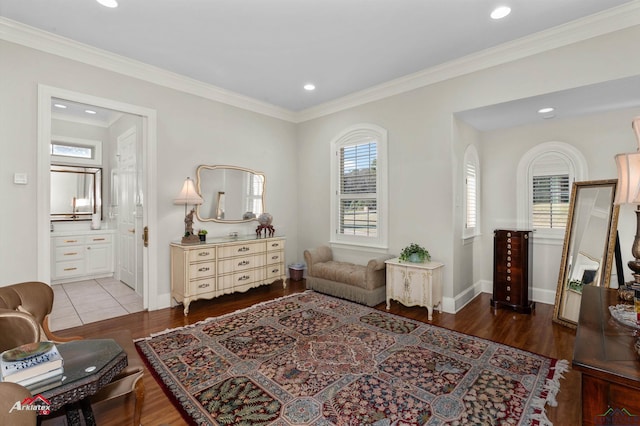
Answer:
49, 277, 144, 332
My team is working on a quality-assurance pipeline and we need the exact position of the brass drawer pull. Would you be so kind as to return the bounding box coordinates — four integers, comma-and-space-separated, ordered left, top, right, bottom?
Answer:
64, 252, 78, 256
198, 282, 211, 289
198, 267, 210, 272
64, 267, 77, 271
198, 251, 210, 256
238, 246, 250, 252
271, 268, 280, 273
238, 275, 250, 281
271, 243, 280, 248
238, 260, 250, 266
64, 239, 78, 243
271, 255, 279, 260
92, 238, 106, 241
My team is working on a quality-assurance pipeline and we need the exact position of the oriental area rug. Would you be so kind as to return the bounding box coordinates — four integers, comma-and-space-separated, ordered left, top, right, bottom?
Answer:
135, 291, 568, 425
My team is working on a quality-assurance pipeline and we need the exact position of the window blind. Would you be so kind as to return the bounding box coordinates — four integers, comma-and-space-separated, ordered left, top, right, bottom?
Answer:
532, 174, 570, 229
465, 162, 477, 229
339, 141, 377, 237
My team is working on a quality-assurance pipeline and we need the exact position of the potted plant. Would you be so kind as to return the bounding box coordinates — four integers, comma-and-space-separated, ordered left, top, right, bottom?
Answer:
197, 229, 208, 242
399, 243, 430, 263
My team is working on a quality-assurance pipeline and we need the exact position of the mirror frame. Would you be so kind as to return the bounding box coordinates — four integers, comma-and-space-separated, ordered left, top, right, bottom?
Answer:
552, 179, 619, 329
195, 165, 266, 223
50, 164, 102, 222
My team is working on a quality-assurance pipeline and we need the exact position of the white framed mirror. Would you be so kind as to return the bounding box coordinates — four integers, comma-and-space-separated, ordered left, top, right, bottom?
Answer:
195, 165, 266, 223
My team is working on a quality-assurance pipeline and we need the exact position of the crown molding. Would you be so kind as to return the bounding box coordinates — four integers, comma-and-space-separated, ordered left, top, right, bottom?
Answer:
295, 1, 640, 122
2, 1, 640, 125
0, 17, 297, 123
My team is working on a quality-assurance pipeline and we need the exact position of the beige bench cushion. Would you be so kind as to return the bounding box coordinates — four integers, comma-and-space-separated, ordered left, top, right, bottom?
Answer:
312, 261, 369, 289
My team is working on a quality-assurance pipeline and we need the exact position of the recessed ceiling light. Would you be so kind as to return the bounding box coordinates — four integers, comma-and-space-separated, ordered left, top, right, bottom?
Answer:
96, 0, 118, 8
538, 107, 555, 114
53, 104, 67, 109
303, 84, 316, 91
490, 6, 511, 20
85, 109, 97, 115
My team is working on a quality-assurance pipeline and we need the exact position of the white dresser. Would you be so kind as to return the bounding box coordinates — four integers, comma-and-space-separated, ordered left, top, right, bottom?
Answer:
385, 257, 444, 320
170, 235, 286, 315
51, 230, 115, 284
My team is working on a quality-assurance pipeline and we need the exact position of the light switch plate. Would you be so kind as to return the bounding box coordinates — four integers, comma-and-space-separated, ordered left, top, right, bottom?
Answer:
14, 173, 28, 185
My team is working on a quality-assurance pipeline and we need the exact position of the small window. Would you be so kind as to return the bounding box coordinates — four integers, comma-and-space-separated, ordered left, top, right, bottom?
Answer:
50, 136, 102, 166
330, 124, 388, 248
517, 142, 587, 243
463, 145, 480, 239
532, 174, 570, 229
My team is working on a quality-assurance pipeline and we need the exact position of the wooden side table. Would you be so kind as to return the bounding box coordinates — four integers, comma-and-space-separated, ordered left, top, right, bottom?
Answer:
385, 258, 444, 320
573, 286, 640, 425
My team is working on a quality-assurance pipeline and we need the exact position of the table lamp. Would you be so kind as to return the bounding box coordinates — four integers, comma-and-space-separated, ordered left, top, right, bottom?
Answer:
614, 116, 640, 286
174, 177, 203, 244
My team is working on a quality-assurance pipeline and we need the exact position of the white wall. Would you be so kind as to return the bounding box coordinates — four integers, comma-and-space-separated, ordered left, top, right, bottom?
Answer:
297, 24, 640, 310
481, 108, 640, 300
0, 40, 298, 304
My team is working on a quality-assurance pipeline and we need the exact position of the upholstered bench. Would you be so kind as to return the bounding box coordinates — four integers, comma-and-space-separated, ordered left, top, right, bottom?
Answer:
303, 246, 392, 307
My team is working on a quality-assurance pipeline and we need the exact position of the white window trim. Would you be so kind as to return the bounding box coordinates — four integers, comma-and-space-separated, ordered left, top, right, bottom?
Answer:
516, 141, 588, 245
463, 145, 480, 241
330, 123, 388, 249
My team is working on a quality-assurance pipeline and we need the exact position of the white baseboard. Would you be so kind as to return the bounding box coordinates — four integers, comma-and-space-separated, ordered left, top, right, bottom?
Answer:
444, 280, 554, 314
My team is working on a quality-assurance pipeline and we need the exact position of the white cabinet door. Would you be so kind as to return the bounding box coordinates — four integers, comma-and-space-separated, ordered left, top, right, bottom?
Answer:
86, 243, 113, 275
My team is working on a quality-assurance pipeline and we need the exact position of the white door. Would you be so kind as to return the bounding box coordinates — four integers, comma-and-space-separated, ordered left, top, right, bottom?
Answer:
116, 128, 139, 291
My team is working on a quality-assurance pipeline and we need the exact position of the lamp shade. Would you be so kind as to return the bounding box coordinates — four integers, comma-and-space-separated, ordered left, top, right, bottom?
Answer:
174, 177, 203, 205
614, 152, 640, 205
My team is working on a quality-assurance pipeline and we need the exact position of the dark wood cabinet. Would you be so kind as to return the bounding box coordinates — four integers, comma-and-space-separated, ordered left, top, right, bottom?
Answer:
491, 229, 534, 313
573, 286, 640, 425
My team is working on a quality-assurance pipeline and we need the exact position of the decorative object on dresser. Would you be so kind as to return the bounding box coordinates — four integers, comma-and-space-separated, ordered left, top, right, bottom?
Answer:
385, 257, 443, 320
552, 180, 619, 328
170, 235, 286, 315
491, 229, 534, 313
197, 229, 207, 242
256, 212, 274, 237
136, 291, 568, 426
174, 177, 204, 244
50, 230, 115, 284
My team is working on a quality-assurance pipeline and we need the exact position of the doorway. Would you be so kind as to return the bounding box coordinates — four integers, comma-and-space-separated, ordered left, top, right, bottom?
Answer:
37, 85, 159, 311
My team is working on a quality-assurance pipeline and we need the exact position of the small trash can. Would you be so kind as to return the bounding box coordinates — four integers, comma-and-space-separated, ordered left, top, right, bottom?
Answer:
288, 263, 305, 281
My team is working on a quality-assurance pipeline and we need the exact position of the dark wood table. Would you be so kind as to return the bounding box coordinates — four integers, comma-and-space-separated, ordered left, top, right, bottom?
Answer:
573, 285, 640, 424
39, 339, 127, 424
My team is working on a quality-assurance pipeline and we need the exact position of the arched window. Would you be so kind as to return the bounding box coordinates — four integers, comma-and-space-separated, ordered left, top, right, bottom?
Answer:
330, 124, 388, 248
517, 142, 588, 243
463, 145, 480, 239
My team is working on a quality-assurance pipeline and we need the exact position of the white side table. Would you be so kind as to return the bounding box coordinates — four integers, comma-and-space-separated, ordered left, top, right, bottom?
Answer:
385, 258, 444, 320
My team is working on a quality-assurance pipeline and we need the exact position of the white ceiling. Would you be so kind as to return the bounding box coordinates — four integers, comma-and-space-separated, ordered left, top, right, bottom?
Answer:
3, 0, 640, 128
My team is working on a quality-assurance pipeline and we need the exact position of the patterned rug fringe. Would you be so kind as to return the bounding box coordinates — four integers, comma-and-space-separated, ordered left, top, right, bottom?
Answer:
529, 358, 570, 426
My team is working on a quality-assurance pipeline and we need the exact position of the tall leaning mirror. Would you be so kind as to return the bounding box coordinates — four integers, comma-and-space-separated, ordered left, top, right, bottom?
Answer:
195, 165, 266, 223
552, 179, 619, 328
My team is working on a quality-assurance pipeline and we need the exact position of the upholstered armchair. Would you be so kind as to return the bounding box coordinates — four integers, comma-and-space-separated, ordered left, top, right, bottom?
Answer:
0, 281, 144, 426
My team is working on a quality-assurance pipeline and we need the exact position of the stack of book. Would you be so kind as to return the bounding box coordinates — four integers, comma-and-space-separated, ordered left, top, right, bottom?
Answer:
1, 341, 64, 394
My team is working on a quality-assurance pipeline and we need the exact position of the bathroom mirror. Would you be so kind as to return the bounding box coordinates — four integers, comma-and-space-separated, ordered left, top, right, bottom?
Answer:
552, 179, 619, 328
50, 165, 102, 221
195, 165, 265, 223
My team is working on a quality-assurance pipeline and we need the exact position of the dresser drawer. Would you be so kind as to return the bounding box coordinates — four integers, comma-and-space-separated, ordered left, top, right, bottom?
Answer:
87, 234, 112, 244
54, 236, 86, 247
219, 242, 265, 258
55, 246, 85, 261
188, 247, 215, 262
189, 277, 216, 295
266, 250, 284, 265
267, 263, 284, 280
54, 261, 85, 278
267, 239, 285, 252
218, 255, 265, 274
189, 261, 216, 279
219, 268, 265, 290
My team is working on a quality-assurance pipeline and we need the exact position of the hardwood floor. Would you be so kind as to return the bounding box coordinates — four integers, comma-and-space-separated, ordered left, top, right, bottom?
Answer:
46, 280, 579, 425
